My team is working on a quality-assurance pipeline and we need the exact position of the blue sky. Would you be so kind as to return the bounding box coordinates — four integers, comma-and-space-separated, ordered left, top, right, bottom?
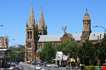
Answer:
0, 0, 106, 46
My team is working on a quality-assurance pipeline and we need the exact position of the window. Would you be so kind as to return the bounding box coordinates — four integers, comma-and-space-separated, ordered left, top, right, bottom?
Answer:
27, 42, 31, 48
27, 31, 32, 39
29, 31, 32, 39
27, 32, 30, 39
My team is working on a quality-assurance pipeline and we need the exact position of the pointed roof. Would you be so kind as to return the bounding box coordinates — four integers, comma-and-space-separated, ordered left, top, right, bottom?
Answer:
38, 9, 46, 30
30, 6, 34, 19
27, 3, 36, 27
84, 8, 89, 16
83, 8, 90, 20
29, 0, 34, 18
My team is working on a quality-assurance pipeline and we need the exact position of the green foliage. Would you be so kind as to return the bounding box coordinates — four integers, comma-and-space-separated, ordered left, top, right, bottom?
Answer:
79, 41, 96, 65
40, 35, 106, 65
57, 41, 78, 57
8, 47, 25, 62
79, 36, 106, 65
40, 42, 56, 62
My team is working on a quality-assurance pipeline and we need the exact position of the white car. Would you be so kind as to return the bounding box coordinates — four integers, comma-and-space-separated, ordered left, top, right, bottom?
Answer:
46, 64, 58, 68
35, 64, 41, 70
8, 66, 15, 70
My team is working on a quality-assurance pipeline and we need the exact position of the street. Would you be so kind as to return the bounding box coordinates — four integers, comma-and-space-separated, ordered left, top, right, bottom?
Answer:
43, 67, 81, 70
19, 62, 81, 70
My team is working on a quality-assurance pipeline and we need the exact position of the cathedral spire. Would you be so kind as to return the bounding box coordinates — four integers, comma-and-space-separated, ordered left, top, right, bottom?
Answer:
39, 9, 45, 28
38, 8, 47, 35
27, 0, 36, 27
30, 6, 34, 19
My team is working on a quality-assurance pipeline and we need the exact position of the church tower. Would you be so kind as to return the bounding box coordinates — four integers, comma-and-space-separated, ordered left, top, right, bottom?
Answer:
81, 9, 91, 42
25, 6, 38, 63
38, 9, 47, 35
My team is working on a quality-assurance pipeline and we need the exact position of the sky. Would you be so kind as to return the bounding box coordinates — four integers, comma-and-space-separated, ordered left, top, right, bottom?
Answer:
0, 0, 106, 46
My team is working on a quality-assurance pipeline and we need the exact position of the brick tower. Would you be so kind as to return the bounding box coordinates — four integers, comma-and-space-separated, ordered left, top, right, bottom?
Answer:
81, 9, 91, 42
25, 6, 38, 63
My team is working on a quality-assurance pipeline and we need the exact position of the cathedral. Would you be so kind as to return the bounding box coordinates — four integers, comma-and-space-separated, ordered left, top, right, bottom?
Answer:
24, 5, 47, 63
25, 5, 104, 63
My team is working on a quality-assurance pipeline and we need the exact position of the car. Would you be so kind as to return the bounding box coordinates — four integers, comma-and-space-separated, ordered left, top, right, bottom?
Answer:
14, 65, 24, 70
35, 64, 42, 70
46, 64, 58, 68
18, 66, 24, 70
41, 68, 45, 70
8, 66, 15, 70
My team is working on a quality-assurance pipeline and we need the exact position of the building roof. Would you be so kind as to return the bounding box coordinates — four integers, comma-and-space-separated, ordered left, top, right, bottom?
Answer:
73, 32, 104, 41
89, 32, 104, 40
72, 33, 82, 41
38, 35, 61, 42
38, 32, 104, 42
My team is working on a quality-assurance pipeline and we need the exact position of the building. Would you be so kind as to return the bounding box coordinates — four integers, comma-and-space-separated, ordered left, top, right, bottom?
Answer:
0, 36, 8, 67
81, 9, 91, 42
0, 36, 8, 49
24, 5, 104, 63
0, 49, 8, 68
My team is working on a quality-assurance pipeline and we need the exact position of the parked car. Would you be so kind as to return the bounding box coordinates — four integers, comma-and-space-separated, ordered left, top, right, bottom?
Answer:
35, 64, 42, 70
46, 64, 58, 68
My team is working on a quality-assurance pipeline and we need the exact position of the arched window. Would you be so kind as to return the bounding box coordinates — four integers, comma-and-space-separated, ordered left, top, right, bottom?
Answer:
27, 32, 30, 39
29, 31, 32, 39
27, 42, 31, 48
27, 31, 32, 39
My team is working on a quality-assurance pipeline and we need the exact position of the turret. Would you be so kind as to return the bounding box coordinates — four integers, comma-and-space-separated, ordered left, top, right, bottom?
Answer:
81, 9, 91, 42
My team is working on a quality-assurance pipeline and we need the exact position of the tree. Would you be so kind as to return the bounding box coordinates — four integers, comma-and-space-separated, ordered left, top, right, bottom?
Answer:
8, 47, 25, 62
63, 41, 78, 57
98, 34, 106, 64
79, 40, 95, 65
57, 41, 78, 57
94, 45, 105, 65
40, 42, 56, 63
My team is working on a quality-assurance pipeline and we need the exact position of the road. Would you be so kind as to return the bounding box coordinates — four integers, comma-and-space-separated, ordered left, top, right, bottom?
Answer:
43, 67, 81, 70
19, 62, 81, 70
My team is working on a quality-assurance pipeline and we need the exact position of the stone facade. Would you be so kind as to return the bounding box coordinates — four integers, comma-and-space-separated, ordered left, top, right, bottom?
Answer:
0, 36, 8, 67
0, 36, 8, 49
25, 7, 38, 63
25, 6, 47, 63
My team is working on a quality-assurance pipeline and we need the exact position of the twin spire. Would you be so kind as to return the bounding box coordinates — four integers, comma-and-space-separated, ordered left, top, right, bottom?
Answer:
28, 6, 35, 26
27, 2, 47, 35
28, 3, 46, 30
38, 9, 47, 30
